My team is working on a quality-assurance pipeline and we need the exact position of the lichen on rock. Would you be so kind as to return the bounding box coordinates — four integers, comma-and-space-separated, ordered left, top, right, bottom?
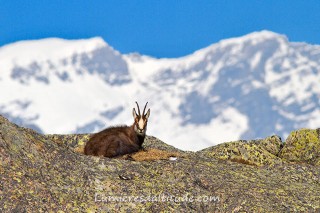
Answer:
0, 115, 319, 212
199, 135, 283, 166
279, 128, 320, 166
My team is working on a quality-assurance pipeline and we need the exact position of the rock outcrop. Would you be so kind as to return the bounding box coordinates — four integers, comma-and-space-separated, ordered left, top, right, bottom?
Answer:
0, 115, 319, 212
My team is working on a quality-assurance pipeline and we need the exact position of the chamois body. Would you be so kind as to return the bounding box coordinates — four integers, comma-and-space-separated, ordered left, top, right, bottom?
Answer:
84, 102, 150, 158
84, 125, 145, 157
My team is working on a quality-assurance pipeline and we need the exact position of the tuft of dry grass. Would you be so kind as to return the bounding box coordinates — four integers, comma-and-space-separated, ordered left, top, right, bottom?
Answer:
229, 157, 257, 166
74, 145, 85, 154
76, 144, 182, 161
122, 148, 182, 161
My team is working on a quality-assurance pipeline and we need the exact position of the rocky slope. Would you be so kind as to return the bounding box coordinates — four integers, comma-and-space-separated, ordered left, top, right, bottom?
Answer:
0, 115, 319, 212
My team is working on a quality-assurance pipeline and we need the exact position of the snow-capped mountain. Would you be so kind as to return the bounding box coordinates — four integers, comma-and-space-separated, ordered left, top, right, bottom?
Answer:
1, 31, 320, 151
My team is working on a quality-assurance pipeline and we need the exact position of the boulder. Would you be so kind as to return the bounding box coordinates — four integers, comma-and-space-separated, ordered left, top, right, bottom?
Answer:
279, 128, 320, 166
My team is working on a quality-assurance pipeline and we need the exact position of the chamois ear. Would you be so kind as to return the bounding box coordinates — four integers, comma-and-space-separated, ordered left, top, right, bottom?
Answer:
132, 108, 138, 119
145, 109, 150, 119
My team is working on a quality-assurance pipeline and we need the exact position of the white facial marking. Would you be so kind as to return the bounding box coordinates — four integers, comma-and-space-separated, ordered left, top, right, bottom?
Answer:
138, 118, 145, 130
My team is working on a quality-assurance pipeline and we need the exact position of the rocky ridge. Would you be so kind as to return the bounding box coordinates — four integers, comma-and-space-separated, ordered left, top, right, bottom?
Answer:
0, 115, 319, 212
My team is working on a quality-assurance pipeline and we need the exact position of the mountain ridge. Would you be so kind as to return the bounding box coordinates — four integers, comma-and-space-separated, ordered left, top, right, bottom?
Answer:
0, 31, 319, 151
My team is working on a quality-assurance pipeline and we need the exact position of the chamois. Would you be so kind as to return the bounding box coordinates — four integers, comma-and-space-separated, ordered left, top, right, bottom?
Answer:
84, 102, 150, 157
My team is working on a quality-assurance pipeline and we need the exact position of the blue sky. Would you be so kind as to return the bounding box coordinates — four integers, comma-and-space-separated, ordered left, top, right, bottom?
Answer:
1, 1, 320, 58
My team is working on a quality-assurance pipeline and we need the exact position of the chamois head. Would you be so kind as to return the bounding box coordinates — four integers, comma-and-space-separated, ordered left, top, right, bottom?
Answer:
132, 102, 150, 136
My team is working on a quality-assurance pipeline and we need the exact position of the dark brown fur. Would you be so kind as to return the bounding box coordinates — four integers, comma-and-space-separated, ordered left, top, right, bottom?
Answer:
84, 102, 150, 157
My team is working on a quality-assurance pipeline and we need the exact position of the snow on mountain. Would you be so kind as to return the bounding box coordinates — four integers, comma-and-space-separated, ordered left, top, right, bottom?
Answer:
0, 31, 320, 151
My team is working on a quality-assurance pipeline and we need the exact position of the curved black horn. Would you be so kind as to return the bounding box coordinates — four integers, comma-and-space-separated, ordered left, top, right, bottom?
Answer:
142, 102, 148, 115
135, 101, 141, 115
